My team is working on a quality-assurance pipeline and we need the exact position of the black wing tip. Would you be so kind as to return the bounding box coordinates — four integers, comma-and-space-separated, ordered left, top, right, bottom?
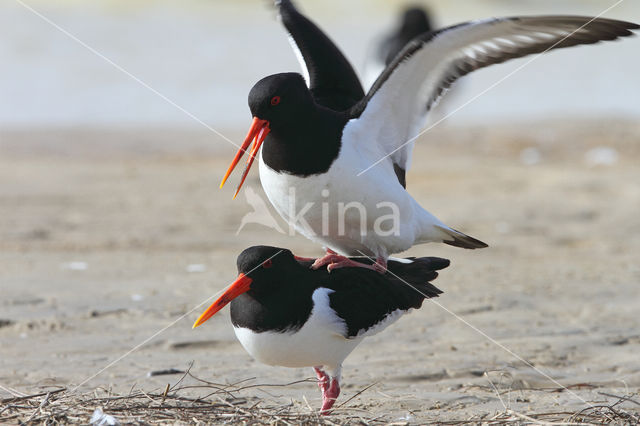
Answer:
443, 238, 489, 250
413, 283, 444, 301
435, 225, 488, 250
276, 0, 308, 22
411, 256, 451, 271
274, 0, 295, 17
514, 15, 640, 36
387, 256, 450, 274
510, 15, 639, 26
387, 256, 449, 298
612, 20, 640, 30
413, 280, 444, 299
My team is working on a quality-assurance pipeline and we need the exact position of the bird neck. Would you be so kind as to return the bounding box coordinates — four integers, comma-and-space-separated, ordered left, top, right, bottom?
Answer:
261, 107, 348, 176
230, 272, 318, 333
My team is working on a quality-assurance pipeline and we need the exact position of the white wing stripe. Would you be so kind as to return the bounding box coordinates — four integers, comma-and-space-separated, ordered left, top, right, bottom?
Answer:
351, 16, 637, 176
286, 34, 310, 87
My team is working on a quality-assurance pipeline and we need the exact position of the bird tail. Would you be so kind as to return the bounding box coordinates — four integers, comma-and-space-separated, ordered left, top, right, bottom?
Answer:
434, 225, 488, 249
387, 256, 449, 300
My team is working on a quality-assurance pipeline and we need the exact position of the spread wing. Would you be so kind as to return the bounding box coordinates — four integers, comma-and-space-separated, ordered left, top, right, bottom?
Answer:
275, 0, 365, 110
349, 16, 638, 179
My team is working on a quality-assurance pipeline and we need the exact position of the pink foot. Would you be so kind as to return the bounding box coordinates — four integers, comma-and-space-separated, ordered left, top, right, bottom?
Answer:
311, 253, 387, 274
296, 248, 338, 264
372, 256, 387, 274
320, 377, 340, 414
313, 367, 330, 393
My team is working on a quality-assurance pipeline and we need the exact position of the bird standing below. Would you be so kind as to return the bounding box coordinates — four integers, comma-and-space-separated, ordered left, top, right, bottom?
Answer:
220, 0, 638, 272
193, 245, 449, 413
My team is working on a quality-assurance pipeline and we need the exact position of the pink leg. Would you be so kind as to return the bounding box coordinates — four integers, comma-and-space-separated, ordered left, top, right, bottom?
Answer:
296, 248, 337, 263
320, 377, 341, 414
312, 255, 387, 274
372, 256, 387, 273
313, 366, 330, 393
311, 250, 387, 274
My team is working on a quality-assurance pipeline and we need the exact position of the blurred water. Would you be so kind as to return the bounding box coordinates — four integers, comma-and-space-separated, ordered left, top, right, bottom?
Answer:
1, 0, 639, 136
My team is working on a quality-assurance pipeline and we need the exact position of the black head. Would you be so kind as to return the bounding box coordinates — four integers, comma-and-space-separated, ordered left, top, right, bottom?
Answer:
248, 73, 312, 132
192, 246, 303, 328
400, 7, 432, 36
237, 245, 299, 280
220, 72, 343, 198
383, 7, 433, 65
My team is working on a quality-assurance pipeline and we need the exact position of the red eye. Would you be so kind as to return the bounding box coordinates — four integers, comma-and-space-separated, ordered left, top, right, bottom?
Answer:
262, 259, 273, 268
270, 96, 281, 106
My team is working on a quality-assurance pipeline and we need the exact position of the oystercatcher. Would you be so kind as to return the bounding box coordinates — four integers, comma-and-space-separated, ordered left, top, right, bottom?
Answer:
364, 6, 435, 89
380, 6, 434, 67
192, 245, 449, 413
221, 0, 638, 271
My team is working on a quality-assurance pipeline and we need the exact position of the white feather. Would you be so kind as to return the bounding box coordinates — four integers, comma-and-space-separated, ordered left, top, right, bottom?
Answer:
286, 34, 310, 87
233, 288, 361, 377
258, 138, 449, 258
359, 16, 637, 173
356, 308, 410, 338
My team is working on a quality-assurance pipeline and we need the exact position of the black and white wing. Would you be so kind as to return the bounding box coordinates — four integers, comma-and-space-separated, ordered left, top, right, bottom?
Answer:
326, 256, 448, 338
349, 16, 638, 179
276, 0, 365, 111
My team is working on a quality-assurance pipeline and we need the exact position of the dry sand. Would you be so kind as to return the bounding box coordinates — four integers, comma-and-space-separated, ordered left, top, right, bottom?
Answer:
1, 120, 639, 423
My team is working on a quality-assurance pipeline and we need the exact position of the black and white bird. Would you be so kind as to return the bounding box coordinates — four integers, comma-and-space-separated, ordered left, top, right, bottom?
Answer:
380, 6, 434, 67
193, 245, 449, 413
220, 0, 638, 271
364, 6, 435, 88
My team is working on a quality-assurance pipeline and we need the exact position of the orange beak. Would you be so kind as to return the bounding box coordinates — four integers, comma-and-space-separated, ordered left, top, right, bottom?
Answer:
192, 273, 253, 328
220, 117, 270, 199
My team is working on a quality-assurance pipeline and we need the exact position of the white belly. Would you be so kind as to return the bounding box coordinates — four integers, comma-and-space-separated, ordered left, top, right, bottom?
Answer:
233, 288, 362, 376
258, 141, 445, 256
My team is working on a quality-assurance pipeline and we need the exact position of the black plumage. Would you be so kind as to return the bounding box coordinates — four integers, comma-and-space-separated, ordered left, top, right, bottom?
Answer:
229, 246, 448, 337
357, 16, 640, 117
378, 6, 434, 66
276, 0, 364, 111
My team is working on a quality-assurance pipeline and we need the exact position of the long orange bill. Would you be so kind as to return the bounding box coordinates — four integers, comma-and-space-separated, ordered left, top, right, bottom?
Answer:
192, 273, 253, 328
219, 117, 270, 199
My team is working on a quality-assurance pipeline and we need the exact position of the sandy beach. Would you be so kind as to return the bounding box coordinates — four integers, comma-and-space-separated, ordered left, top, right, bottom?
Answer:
2, 0, 640, 422
1, 119, 639, 423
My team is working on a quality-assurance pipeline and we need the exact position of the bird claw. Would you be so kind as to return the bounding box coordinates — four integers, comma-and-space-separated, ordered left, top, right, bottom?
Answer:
372, 259, 387, 274
311, 254, 387, 274
314, 367, 330, 393
310, 253, 337, 269
313, 367, 340, 414
320, 378, 340, 414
